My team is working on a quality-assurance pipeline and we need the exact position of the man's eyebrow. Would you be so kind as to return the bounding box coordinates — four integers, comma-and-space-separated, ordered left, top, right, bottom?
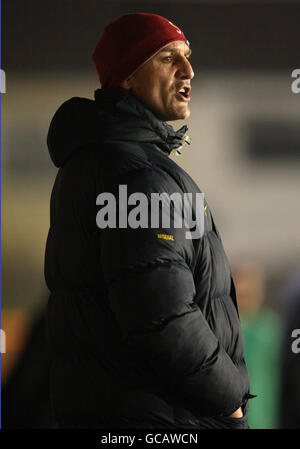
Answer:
158, 47, 192, 57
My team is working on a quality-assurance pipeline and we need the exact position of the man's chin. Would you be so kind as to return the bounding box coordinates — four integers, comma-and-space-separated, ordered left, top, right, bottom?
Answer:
181, 108, 191, 120
168, 107, 190, 121
152, 104, 190, 122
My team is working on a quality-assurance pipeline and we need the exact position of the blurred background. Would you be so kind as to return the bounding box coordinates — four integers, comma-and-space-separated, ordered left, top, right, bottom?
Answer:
1, 0, 300, 428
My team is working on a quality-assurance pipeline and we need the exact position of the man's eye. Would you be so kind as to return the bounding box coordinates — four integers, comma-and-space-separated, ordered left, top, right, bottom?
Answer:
164, 56, 173, 62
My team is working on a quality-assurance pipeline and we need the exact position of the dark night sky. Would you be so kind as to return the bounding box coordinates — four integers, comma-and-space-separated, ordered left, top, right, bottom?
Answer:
2, 1, 300, 73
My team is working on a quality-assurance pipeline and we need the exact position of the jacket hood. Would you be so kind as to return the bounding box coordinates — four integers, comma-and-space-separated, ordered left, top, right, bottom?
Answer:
47, 87, 191, 167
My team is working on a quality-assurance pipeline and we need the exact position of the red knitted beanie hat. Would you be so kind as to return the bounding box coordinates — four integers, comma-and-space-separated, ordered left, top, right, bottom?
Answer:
92, 13, 189, 88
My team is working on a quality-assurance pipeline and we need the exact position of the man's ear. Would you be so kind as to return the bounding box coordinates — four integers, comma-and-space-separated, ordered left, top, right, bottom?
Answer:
120, 77, 132, 90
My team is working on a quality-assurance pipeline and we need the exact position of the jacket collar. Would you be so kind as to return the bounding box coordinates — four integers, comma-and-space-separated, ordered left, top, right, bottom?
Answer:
94, 88, 191, 156
47, 88, 191, 168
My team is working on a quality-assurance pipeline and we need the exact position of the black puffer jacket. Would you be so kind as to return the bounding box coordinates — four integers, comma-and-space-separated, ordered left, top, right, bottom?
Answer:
45, 88, 253, 429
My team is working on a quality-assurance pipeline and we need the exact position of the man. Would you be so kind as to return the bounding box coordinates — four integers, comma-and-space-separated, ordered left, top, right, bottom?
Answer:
45, 13, 254, 429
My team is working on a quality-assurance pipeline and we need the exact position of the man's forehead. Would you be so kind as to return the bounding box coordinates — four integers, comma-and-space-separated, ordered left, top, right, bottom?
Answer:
158, 42, 192, 55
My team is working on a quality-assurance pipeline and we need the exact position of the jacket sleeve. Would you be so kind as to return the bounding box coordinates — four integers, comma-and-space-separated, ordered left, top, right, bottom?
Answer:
98, 167, 249, 417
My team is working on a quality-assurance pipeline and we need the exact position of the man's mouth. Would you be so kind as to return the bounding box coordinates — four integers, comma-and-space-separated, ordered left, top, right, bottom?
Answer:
176, 86, 191, 101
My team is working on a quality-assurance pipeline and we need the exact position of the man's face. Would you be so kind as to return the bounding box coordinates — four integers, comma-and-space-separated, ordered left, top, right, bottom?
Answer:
122, 41, 194, 121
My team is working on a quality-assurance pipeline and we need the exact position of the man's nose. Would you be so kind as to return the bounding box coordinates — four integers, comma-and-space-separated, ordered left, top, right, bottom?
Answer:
177, 57, 194, 80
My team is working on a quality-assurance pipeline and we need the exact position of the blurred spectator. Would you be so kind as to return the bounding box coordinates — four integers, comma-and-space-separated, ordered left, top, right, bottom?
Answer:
232, 260, 283, 429
278, 264, 300, 429
1, 306, 56, 428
